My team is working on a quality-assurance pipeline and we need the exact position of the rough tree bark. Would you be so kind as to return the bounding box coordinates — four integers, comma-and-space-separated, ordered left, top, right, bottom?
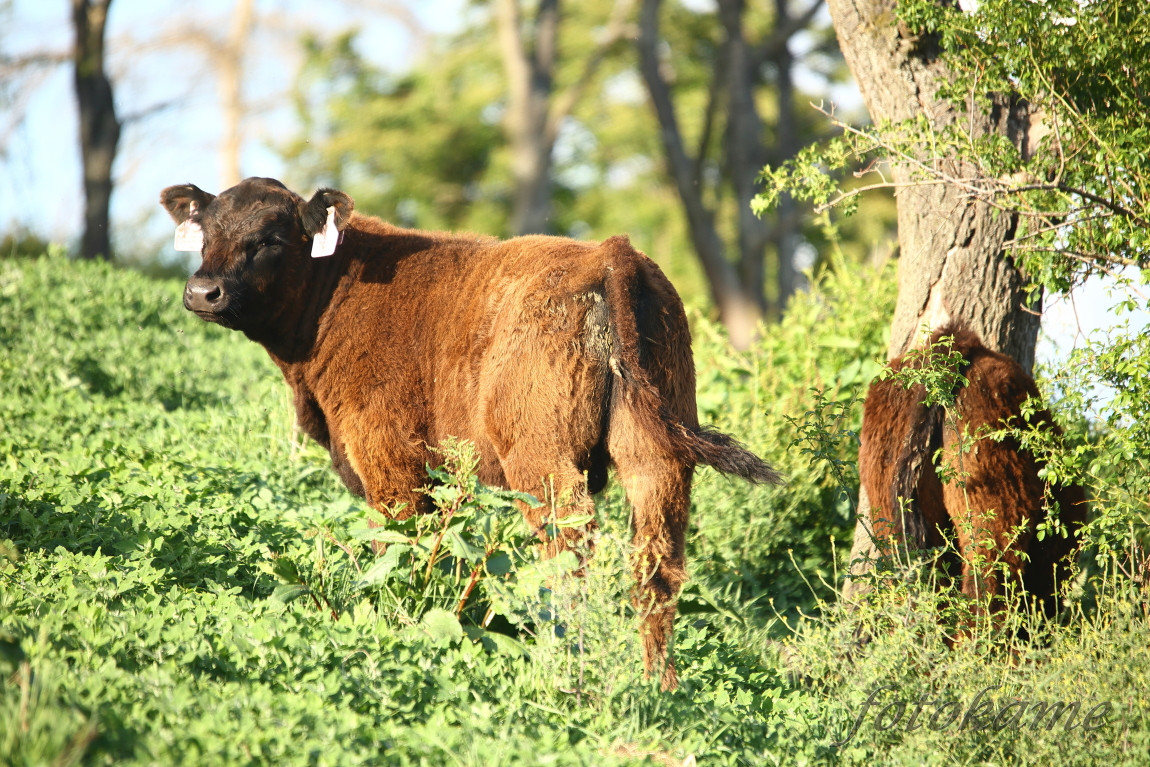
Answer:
827, 0, 1045, 600
495, 0, 633, 236
72, 0, 120, 261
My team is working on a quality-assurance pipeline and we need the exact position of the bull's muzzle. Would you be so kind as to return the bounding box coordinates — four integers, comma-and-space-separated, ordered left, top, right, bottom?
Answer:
184, 275, 226, 316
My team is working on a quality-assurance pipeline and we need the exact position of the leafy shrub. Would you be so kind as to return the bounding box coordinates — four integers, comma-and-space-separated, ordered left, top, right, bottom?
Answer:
684, 253, 896, 616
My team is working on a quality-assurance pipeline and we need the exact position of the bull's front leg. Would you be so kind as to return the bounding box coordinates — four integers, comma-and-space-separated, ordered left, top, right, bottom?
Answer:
332, 419, 430, 526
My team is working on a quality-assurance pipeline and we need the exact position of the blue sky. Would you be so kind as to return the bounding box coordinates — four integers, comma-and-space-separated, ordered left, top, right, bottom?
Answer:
0, 0, 464, 245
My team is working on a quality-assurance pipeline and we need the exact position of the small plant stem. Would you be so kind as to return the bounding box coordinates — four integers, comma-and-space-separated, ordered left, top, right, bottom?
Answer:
424, 501, 460, 584
456, 563, 485, 618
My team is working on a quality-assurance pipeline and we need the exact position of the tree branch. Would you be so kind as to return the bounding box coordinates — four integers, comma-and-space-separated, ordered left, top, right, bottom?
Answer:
752, 0, 824, 72
544, 0, 636, 145
0, 51, 71, 78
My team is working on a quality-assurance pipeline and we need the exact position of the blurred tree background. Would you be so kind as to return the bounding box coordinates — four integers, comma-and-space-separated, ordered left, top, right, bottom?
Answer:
271, 0, 897, 340
2, 0, 898, 339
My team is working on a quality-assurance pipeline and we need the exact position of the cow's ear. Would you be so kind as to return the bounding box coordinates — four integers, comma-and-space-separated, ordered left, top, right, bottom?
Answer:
160, 184, 216, 223
301, 188, 354, 236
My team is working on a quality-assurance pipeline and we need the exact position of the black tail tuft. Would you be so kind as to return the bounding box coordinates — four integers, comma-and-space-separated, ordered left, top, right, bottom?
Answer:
682, 425, 783, 485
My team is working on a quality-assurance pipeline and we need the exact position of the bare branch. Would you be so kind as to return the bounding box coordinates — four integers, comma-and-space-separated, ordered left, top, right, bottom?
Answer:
544, 0, 636, 144
0, 51, 71, 77
120, 98, 182, 125
340, 0, 429, 50
752, 0, 824, 70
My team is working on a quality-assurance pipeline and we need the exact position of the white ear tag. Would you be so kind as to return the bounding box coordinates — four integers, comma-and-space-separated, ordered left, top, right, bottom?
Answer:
310, 205, 340, 258
173, 219, 203, 252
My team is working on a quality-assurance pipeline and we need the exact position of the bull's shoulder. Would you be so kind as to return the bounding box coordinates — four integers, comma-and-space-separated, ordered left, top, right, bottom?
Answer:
345, 215, 498, 258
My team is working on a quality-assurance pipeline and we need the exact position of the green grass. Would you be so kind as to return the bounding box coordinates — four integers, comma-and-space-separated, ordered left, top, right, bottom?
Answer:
1, 254, 1147, 765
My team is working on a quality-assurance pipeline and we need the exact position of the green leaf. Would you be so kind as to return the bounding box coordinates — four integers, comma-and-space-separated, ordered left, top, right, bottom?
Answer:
359, 544, 410, 587
270, 584, 307, 606
446, 529, 486, 563
464, 626, 528, 658
351, 527, 412, 545
485, 551, 512, 576
420, 608, 463, 647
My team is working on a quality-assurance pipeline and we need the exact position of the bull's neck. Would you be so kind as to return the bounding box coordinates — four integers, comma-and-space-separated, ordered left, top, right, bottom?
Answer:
253, 231, 361, 370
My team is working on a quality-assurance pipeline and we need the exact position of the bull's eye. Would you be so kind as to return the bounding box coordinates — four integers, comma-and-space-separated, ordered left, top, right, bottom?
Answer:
252, 238, 283, 262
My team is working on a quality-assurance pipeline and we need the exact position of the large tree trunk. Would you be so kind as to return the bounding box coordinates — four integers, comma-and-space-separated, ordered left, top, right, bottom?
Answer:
496, 0, 559, 235
828, 0, 1044, 600
72, 0, 121, 261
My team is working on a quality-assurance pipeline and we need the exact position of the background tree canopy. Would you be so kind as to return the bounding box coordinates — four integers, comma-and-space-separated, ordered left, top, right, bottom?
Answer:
277, 0, 897, 332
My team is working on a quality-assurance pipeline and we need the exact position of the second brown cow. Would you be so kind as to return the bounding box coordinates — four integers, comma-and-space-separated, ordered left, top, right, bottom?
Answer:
161, 177, 779, 689
859, 324, 1085, 616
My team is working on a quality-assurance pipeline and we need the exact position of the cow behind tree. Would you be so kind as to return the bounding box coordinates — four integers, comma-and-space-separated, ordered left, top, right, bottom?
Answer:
858, 325, 1086, 616
161, 176, 780, 690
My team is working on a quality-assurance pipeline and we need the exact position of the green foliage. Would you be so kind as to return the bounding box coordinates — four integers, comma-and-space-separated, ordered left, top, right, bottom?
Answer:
684, 253, 897, 614
284, 29, 508, 234
1024, 324, 1150, 562
3, 254, 1148, 765
758, 0, 1150, 288
882, 332, 967, 411
778, 558, 1150, 766
0, 230, 57, 260
898, 0, 1150, 288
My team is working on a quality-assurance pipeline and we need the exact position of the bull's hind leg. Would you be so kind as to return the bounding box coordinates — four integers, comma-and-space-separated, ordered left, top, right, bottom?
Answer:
499, 457, 599, 556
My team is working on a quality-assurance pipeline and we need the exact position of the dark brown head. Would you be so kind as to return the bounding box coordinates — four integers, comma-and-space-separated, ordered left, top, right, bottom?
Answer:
160, 177, 354, 337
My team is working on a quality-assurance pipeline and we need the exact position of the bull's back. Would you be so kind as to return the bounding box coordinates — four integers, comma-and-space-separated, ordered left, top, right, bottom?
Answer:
317, 222, 632, 470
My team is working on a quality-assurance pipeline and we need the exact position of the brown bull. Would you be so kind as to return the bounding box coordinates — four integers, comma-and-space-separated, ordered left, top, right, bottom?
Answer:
858, 324, 1085, 615
161, 177, 779, 689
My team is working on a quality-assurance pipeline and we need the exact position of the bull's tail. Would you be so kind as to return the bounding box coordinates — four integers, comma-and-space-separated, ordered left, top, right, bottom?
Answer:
597, 235, 781, 485
593, 236, 778, 691
605, 358, 782, 483
672, 423, 782, 484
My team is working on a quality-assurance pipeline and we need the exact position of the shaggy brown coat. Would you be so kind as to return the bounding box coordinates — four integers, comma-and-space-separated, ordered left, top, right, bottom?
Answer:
858, 324, 1085, 613
161, 177, 780, 690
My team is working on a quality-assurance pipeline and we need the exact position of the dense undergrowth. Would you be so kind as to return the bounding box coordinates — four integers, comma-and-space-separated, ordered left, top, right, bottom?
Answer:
1, 254, 1147, 765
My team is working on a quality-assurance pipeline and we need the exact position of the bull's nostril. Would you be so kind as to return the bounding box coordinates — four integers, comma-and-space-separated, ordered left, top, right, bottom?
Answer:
185, 278, 226, 313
